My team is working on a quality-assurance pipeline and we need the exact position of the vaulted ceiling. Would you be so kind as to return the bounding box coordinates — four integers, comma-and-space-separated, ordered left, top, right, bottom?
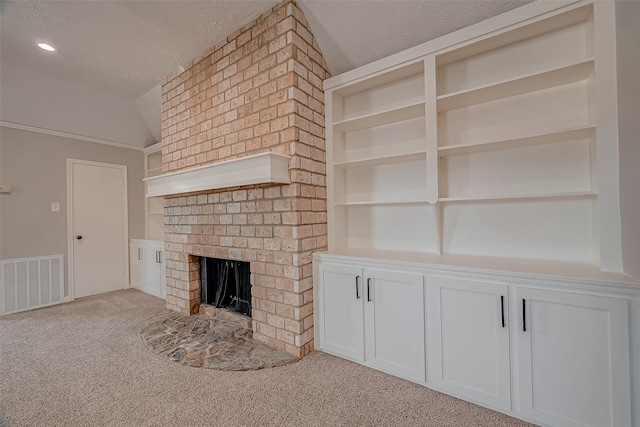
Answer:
0, 0, 532, 149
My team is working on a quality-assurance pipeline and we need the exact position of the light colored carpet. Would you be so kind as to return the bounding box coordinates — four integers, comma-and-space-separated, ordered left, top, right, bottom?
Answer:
0, 289, 534, 427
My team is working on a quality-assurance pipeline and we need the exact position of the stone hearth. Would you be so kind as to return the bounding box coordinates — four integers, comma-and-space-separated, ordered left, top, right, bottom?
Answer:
140, 310, 297, 370
159, 0, 330, 357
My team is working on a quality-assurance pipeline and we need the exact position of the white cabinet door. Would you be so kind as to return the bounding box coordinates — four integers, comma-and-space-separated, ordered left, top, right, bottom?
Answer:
364, 268, 425, 383
426, 275, 511, 410
129, 241, 143, 288
142, 245, 164, 298
316, 263, 365, 362
516, 287, 631, 427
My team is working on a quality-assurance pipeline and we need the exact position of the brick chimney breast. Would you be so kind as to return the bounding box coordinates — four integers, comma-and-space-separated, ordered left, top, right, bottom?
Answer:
159, 0, 330, 358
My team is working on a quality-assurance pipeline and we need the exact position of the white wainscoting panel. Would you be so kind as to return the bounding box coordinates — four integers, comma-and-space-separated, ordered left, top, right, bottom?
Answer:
1, 255, 66, 315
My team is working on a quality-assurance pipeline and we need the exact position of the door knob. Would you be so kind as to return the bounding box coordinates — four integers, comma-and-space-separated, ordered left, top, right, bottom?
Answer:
76, 235, 83, 240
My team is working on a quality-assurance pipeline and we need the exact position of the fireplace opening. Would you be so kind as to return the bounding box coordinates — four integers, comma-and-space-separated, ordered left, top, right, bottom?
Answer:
199, 257, 251, 317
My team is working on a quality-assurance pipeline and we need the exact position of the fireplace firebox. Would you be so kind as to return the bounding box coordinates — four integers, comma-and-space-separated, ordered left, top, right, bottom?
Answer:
199, 257, 251, 317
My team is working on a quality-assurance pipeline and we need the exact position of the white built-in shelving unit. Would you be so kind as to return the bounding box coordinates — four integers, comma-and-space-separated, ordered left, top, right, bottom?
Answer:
317, 3, 640, 426
144, 141, 164, 241
325, 2, 614, 270
130, 141, 166, 299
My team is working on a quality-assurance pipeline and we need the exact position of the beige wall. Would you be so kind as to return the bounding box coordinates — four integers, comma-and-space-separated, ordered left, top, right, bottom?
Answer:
0, 127, 145, 268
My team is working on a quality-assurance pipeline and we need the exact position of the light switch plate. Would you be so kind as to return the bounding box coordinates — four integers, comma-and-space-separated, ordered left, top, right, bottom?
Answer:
51, 202, 60, 212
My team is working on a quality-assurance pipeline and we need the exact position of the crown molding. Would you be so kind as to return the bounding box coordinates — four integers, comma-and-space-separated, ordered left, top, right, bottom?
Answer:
0, 121, 144, 151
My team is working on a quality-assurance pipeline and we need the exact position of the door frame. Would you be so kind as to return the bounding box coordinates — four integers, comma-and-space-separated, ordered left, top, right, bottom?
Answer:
66, 159, 129, 300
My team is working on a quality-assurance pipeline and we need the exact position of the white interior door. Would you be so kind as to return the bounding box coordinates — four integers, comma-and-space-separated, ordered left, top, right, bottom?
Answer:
69, 160, 127, 298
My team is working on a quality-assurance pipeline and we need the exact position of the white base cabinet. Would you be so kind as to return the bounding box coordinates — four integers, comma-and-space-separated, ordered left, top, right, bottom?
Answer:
316, 262, 425, 383
129, 239, 165, 299
426, 275, 511, 411
316, 263, 364, 362
365, 268, 425, 382
515, 287, 631, 427
314, 253, 639, 427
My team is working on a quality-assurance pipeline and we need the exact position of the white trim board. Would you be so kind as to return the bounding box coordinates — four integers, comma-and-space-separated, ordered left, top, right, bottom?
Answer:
1, 121, 144, 151
144, 151, 291, 197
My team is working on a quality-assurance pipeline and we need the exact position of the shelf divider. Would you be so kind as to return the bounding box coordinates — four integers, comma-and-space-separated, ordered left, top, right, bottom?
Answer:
424, 55, 440, 205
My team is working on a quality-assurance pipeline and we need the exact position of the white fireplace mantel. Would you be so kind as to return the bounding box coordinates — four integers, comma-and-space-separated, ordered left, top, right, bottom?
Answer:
144, 152, 291, 197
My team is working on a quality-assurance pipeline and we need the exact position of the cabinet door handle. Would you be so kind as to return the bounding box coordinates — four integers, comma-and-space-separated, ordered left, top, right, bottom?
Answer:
500, 295, 505, 328
355, 276, 360, 299
522, 298, 527, 332
138, 249, 142, 260
367, 278, 372, 302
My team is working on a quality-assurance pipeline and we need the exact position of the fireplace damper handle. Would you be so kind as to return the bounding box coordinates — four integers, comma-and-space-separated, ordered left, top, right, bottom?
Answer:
355, 276, 360, 299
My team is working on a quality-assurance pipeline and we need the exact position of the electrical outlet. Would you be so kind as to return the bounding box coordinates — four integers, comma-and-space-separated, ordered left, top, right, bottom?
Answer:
51, 202, 60, 212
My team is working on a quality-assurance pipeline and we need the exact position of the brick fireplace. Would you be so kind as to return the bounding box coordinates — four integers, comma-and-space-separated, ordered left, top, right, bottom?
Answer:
158, 0, 329, 357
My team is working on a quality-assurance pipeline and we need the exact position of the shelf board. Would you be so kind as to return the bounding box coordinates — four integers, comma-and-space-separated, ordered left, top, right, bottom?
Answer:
148, 161, 162, 170
335, 199, 430, 206
438, 125, 596, 157
439, 191, 597, 203
437, 58, 595, 111
147, 167, 164, 178
334, 61, 425, 96
334, 151, 427, 168
334, 99, 425, 133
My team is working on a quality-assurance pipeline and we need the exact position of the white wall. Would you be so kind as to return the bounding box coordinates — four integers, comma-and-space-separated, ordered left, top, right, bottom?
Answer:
0, 59, 154, 147
616, 0, 640, 280
0, 127, 145, 267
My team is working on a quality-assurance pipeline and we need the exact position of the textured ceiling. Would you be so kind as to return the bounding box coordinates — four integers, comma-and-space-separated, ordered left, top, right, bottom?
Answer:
0, 0, 533, 147
0, 1, 281, 98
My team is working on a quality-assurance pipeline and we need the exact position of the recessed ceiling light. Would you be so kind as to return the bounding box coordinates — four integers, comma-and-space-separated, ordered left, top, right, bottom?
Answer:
37, 43, 56, 52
